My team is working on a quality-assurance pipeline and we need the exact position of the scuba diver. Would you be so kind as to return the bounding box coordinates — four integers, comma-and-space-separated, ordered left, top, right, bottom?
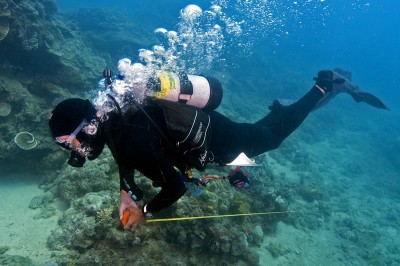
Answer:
48, 67, 388, 230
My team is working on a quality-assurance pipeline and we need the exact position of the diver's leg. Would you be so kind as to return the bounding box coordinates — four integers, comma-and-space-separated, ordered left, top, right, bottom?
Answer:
210, 85, 325, 164
254, 85, 325, 140
313, 69, 389, 110
210, 68, 389, 165
210, 87, 320, 162
254, 68, 375, 134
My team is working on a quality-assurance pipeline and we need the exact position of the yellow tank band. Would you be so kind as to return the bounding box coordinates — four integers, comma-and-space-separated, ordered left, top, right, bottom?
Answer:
156, 71, 175, 99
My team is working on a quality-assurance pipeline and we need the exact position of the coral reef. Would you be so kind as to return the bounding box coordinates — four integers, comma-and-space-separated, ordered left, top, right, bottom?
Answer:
0, 1, 109, 172
40, 152, 117, 202
0, 246, 9, 255
0, 254, 33, 266
39, 157, 290, 265
14, 131, 38, 150
297, 186, 322, 202
266, 242, 291, 258
0, 101, 11, 116
29, 191, 57, 219
0, 1, 10, 41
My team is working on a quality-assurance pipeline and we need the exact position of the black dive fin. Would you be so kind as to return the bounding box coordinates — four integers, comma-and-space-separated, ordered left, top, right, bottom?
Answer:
349, 91, 390, 110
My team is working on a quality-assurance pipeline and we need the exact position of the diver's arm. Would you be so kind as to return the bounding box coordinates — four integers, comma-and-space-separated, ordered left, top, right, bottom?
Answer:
120, 159, 186, 230
119, 166, 143, 201
143, 172, 187, 215
143, 153, 187, 216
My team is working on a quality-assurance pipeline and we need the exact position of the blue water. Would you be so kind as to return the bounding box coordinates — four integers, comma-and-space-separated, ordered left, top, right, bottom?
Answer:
1, 0, 400, 265
58, 0, 399, 107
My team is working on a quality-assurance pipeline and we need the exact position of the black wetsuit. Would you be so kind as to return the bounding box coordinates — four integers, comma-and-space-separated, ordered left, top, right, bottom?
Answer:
210, 85, 323, 163
102, 103, 188, 214
103, 85, 324, 215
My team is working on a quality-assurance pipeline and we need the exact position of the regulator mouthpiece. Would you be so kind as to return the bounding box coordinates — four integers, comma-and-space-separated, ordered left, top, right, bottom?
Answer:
67, 150, 86, 167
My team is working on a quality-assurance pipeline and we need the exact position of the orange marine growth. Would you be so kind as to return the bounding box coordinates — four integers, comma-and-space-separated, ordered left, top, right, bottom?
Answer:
121, 210, 131, 226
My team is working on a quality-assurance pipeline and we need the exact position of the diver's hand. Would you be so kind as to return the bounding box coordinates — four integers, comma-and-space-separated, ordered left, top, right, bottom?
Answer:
123, 208, 146, 231
119, 190, 137, 219
119, 190, 145, 230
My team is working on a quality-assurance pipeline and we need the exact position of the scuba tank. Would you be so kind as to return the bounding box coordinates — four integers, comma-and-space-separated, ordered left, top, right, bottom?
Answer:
147, 71, 223, 112
115, 58, 223, 112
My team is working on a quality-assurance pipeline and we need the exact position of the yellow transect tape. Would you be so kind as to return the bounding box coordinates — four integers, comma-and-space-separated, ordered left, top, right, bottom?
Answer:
147, 211, 295, 223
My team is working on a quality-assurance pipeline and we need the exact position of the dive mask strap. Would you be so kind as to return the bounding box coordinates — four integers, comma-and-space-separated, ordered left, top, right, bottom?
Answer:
55, 118, 88, 145
66, 118, 88, 142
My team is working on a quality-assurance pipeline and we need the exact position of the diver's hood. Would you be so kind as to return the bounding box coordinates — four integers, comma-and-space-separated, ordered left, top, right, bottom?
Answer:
85, 128, 106, 161
49, 98, 97, 138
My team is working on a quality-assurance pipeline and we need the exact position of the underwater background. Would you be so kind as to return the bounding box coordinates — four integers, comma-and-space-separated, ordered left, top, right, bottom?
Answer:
0, 0, 399, 265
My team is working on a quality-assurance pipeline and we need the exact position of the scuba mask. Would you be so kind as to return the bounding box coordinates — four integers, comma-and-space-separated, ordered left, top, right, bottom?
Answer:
55, 118, 105, 167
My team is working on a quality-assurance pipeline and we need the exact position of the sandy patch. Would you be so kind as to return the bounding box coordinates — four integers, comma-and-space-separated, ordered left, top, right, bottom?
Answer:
258, 222, 346, 266
0, 175, 60, 265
